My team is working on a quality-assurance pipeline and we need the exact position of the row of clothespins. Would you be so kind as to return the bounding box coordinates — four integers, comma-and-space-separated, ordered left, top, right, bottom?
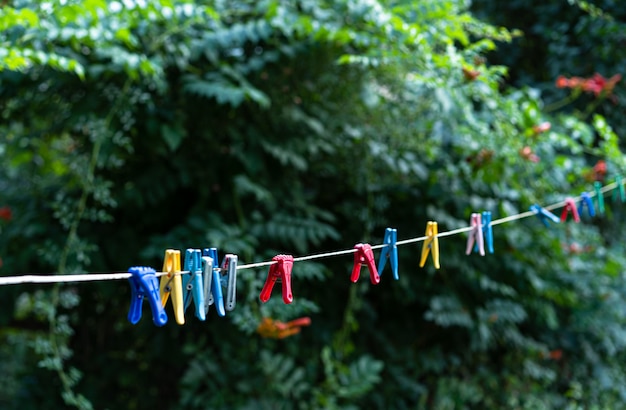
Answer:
128, 180, 619, 327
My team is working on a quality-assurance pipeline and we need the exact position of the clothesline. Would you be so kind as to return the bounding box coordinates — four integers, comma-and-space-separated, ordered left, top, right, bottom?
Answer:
0, 180, 618, 286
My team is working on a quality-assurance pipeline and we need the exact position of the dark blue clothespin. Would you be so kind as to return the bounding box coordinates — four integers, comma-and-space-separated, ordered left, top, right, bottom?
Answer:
182, 249, 206, 321
530, 204, 560, 228
577, 192, 595, 218
221, 254, 238, 312
128, 266, 168, 327
474, 211, 494, 254
377, 228, 398, 280
202, 248, 225, 317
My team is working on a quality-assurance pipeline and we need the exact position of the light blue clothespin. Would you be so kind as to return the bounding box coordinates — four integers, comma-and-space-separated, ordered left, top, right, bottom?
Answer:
202, 248, 225, 317
221, 254, 238, 312
377, 228, 398, 280
530, 204, 560, 227
473, 211, 494, 254
182, 249, 206, 321
578, 192, 595, 218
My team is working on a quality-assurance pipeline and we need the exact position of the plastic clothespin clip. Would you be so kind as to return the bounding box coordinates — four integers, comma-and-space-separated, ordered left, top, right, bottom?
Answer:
613, 175, 626, 203
159, 249, 185, 325
182, 249, 206, 321
560, 197, 580, 223
377, 228, 398, 280
221, 254, 238, 312
478, 211, 494, 254
466, 213, 485, 256
202, 248, 225, 317
128, 266, 168, 327
577, 192, 595, 218
351, 243, 380, 284
530, 204, 560, 227
419, 221, 440, 269
260, 254, 294, 304
594, 182, 605, 215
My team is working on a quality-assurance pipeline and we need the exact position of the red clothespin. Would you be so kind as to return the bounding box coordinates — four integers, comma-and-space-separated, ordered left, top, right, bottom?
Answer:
350, 243, 380, 284
560, 197, 580, 223
260, 254, 294, 304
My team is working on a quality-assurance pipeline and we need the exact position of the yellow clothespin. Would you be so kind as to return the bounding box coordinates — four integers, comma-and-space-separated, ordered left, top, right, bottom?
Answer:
159, 249, 185, 325
419, 221, 440, 269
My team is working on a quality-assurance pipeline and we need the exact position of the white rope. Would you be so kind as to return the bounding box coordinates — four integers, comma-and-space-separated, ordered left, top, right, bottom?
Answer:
0, 181, 619, 286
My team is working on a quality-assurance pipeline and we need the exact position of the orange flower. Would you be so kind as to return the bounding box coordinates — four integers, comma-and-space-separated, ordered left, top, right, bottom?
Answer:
257, 317, 311, 339
0, 207, 11, 221
462, 67, 480, 81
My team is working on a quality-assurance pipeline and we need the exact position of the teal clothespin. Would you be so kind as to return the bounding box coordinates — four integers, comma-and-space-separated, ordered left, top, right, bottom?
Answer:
377, 228, 398, 280
202, 248, 225, 317
475, 211, 494, 254
530, 204, 560, 227
578, 192, 595, 218
594, 182, 605, 215
613, 175, 625, 203
182, 249, 206, 321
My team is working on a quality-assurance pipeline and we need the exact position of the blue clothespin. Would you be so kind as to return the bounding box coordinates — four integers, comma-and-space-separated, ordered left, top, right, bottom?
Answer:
221, 254, 238, 312
377, 228, 398, 280
530, 204, 560, 227
128, 266, 168, 327
182, 249, 206, 321
577, 192, 595, 218
202, 248, 225, 317
475, 211, 494, 254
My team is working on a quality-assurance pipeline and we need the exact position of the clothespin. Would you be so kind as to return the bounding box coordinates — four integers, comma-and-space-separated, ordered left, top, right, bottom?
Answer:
560, 197, 580, 223
351, 243, 380, 284
594, 182, 605, 215
466, 213, 484, 256
530, 204, 560, 227
419, 221, 440, 269
202, 248, 225, 317
479, 211, 494, 254
577, 192, 595, 218
260, 254, 294, 304
377, 228, 398, 280
221, 254, 238, 312
182, 249, 205, 321
127, 266, 168, 327
613, 175, 625, 203
159, 249, 185, 325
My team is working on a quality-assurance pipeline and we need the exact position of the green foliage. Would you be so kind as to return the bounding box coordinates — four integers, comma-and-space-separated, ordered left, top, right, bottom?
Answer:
2, 0, 626, 409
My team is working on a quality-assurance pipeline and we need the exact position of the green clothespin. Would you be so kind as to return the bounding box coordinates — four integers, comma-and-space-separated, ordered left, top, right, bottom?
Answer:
594, 182, 605, 215
612, 175, 625, 203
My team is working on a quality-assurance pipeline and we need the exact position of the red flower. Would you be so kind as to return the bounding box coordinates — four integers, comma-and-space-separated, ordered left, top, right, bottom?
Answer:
556, 73, 621, 97
519, 146, 540, 163
0, 207, 11, 221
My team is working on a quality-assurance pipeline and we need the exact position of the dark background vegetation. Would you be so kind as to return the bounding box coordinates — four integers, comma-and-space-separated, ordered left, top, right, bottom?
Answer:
1, 0, 626, 408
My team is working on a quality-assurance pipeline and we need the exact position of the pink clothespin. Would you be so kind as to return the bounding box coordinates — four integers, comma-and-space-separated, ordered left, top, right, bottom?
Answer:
466, 213, 485, 256
260, 254, 294, 304
350, 243, 380, 284
560, 197, 580, 223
